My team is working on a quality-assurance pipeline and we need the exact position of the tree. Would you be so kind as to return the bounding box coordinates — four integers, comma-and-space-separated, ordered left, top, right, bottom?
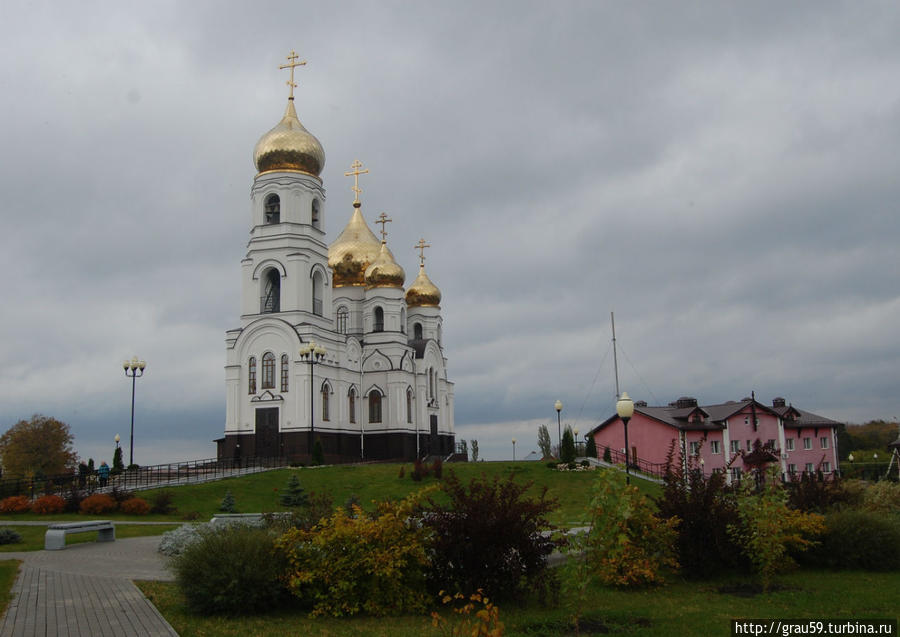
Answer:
560, 426, 576, 464
537, 424, 552, 459
112, 446, 124, 474
471, 440, 479, 462
585, 435, 597, 459
0, 415, 78, 478
459, 439, 468, 460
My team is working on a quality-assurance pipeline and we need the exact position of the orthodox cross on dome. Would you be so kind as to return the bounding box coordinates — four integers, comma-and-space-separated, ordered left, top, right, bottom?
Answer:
375, 212, 392, 242
415, 238, 431, 266
279, 49, 307, 100
344, 159, 369, 205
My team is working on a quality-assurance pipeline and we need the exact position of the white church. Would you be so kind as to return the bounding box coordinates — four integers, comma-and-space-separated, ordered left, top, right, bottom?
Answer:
216, 53, 455, 463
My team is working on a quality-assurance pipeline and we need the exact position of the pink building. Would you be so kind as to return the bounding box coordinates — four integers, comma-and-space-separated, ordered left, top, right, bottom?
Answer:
587, 396, 840, 481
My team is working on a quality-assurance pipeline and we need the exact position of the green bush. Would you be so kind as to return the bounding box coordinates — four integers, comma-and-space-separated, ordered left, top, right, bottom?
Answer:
861, 481, 900, 514
279, 474, 309, 508
584, 436, 597, 459
0, 528, 23, 545
560, 427, 576, 464
219, 490, 236, 513
171, 524, 289, 615
802, 510, 900, 571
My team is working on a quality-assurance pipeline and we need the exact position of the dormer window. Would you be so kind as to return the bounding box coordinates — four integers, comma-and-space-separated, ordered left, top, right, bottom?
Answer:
264, 194, 280, 224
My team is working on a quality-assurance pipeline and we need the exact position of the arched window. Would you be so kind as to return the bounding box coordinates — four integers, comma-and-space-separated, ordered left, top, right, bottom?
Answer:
262, 352, 275, 389
311, 199, 321, 229
312, 270, 323, 316
280, 354, 289, 392
348, 387, 357, 424
321, 382, 331, 421
262, 269, 280, 313
373, 306, 384, 332
400, 308, 406, 334
413, 323, 423, 340
248, 356, 257, 394
336, 306, 349, 334
406, 387, 413, 423
264, 194, 280, 224
368, 390, 382, 424
437, 324, 442, 346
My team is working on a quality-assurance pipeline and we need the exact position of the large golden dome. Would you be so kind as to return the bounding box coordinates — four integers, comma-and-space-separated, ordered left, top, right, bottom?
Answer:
365, 242, 405, 289
406, 264, 441, 307
253, 99, 325, 176
328, 204, 382, 286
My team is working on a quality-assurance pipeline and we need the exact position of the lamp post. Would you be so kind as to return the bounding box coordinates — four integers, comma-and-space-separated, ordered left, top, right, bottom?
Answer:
554, 400, 563, 458
299, 341, 326, 459
122, 356, 146, 467
616, 391, 634, 485
574, 428, 580, 457
512, 438, 517, 461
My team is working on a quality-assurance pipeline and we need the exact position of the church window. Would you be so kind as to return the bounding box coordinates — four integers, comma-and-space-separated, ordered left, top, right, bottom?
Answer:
312, 270, 324, 316
280, 354, 289, 392
406, 388, 413, 423
311, 199, 321, 229
264, 194, 280, 224
414, 323, 423, 340
248, 357, 257, 394
400, 308, 406, 334
348, 388, 357, 424
336, 306, 348, 334
261, 352, 275, 389
437, 324, 442, 346
321, 382, 331, 421
261, 269, 281, 313
373, 306, 384, 332
368, 390, 382, 423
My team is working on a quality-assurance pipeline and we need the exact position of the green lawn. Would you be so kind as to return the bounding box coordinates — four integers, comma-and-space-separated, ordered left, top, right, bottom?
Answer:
0, 560, 19, 616
0, 524, 179, 552
137, 569, 900, 637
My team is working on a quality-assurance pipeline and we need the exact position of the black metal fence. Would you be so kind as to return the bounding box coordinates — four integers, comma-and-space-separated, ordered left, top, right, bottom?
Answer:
595, 445, 668, 479
0, 456, 288, 500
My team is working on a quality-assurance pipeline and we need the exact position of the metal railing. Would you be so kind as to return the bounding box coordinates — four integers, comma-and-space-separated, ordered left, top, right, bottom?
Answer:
595, 445, 668, 479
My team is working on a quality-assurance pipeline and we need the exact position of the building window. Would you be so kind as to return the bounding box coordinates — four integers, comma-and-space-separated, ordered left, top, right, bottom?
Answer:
820, 437, 829, 449
730, 467, 742, 481
689, 441, 700, 456
248, 356, 257, 394
261, 352, 275, 389
746, 440, 751, 451
767, 439, 775, 449
730, 440, 741, 454
437, 323, 442, 346
312, 271, 323, 316
400, 308, 406, 334
311, 199, 321, 229
373, 306, 384, 332
822, 461, 831, 473
413, 323, 423, 340
280, 354, 289, 392
368, 390, 382, 424
261, 269, 281, 313
406, 388, 413, 424
348, 388, 356, 424
786, 438, 794, 451
336, 306, 348, 334
264, 194, 280, 224
805, 462, 814, 473
803, 437, 812, 450
710, 440, 720, 454
788, 463, 796, 474
321, 383, 330, 421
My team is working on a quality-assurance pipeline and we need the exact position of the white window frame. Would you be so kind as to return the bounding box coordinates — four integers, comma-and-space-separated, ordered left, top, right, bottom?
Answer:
803, 437, 812, 450
689, 441, 700, 456
786, 438, 794, 451
730, 440, 741, 454
709, 440, 720, 454
820, 437, 829, 449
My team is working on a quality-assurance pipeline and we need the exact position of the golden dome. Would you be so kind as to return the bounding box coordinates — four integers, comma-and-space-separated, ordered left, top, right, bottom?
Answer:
328, 204, 382, 286
406, 264, 441, 307
253, 99, 325, 176
365, 242, 406, 289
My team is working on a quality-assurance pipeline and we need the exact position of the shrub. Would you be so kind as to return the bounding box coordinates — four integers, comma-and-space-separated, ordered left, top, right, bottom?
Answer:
431, 589, 504, 637
279, 474, 309, 508
432, 458, 443, 479
159, 523, 205, 556
172, 524, 289, 614
801, 510, 900, 571
560, 427, 576, 464
108, 486, 135, 505
786, 472, 853, 513
0, 496, 31, 514
63, 487, 84, 513
412, 458, 429, 481
587, 470, 679, 587
276, 491, 432, 617
603, 447, 612, 463
31, 494, 66, 514
861, 481, 900, 514
584, 436, 597, 459
398, 465, 406, 479
120, 497, 150, 515
80, 493, 117, 514
149, 490, 177, 515
0, 528, 23, 545
419, 471, 560, 603
219, 490, 236, 513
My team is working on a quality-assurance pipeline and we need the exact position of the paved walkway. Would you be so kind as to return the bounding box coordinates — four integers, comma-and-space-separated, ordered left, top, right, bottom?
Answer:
0, 534, 178, 636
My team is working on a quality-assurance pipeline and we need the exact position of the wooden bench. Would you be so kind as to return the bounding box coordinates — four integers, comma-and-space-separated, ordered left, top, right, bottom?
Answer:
44, 520, 115, 550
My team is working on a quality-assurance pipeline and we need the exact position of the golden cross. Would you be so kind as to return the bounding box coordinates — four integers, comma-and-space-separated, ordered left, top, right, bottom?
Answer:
375, 212, 392, 242
279, 49, 307, 100
415, 238, 431, 266
344, 159, 369, 204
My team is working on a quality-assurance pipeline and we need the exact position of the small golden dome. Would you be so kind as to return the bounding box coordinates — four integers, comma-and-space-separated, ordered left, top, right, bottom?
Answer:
365, 242, 406, 289
253, 99, 325, 176
328, 205, 382, 286
406, 264, 441, 307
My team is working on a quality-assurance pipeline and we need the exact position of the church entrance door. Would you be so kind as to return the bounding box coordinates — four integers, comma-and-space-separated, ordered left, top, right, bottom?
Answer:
255, 408, 279, 458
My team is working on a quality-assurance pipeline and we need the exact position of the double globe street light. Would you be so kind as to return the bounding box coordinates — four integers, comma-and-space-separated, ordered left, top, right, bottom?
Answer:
299, 341, 326, 458
123, 357, 146, 467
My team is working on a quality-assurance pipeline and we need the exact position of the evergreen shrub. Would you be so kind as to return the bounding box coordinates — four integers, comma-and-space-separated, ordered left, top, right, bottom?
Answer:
219, 491, 236, 513
0, 496, 31, 514
279, 474, 309, 508
31, 494, 66, 514
80, 494, 117, 514
0, 528, 23, 545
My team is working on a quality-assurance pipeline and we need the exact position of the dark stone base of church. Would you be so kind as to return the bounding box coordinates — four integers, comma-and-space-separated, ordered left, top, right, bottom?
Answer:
216, 430, 455, 464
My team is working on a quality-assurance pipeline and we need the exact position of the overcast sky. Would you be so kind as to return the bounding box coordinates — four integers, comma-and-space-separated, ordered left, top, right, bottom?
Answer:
1, 1, 898, 465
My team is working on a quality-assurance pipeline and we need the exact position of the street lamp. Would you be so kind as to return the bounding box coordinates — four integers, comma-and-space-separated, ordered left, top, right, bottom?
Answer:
122, 356, 146, 467
616, 391, 635, 485
299, 341, 326, 459
574, 428, 580, 457
512, 438, 517, 461
555, 400, 563, 458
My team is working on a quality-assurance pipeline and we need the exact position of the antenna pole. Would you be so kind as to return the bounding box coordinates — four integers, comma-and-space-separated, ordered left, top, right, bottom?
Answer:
611, 311, 620, 399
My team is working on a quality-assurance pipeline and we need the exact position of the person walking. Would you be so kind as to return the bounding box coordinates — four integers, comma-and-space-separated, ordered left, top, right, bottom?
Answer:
97, 461, 110, 488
